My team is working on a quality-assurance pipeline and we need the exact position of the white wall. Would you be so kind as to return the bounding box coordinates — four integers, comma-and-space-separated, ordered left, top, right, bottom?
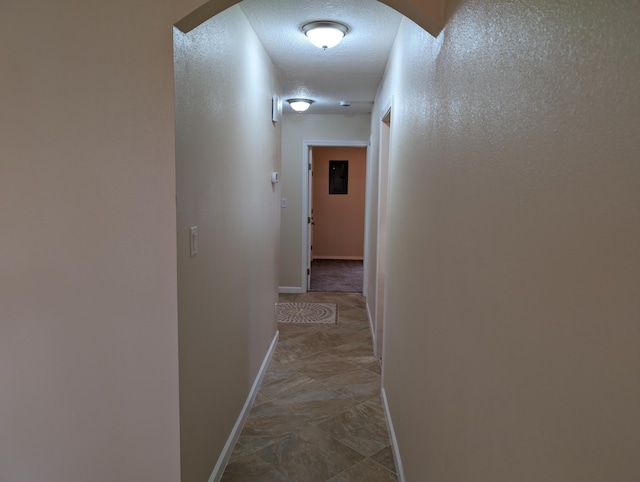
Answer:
174, 6, 281, 481
375, 1, 640, 480
279, 114, 371, 291
365, 101, 389, 357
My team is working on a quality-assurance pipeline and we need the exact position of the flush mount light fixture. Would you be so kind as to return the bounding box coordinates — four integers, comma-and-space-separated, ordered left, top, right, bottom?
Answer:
302, 21, 349, 49
287, 98, 314, 112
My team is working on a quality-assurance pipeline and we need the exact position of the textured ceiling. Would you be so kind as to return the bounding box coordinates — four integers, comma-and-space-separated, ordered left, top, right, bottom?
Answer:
240, 0, 403, 115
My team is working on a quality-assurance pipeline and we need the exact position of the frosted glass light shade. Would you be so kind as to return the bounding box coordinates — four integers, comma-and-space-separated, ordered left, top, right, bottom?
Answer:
302, 21, 348, 49
287, 98, 314, 112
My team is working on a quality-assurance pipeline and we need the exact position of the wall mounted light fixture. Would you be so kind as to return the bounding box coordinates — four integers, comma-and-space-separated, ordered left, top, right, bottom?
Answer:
287, 98, 314, 112
302, 21, 349, 49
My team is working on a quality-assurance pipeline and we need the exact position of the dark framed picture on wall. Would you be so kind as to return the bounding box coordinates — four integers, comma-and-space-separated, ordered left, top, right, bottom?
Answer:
329, 160, 348, 194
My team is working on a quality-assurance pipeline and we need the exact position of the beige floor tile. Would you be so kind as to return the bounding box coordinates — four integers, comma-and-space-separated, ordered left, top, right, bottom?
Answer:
221, 292, 397, 480
286, 352, 359, 381
237, 401, 307, 451
259, 370, 327, 401
221, 452, 291, 481
328, 339, 375, 356
275, 387, 360, 425
294, 330, 354, 350
327, 458, 398, 482
257, 424, 364, 482
253, 393, 271, 407
278, 322, 326, 340
370, 446, 397, 474
342, 355, 382, 374
325, 367, 382, 402
272, 336, 324, 364
316, 399, 391, 456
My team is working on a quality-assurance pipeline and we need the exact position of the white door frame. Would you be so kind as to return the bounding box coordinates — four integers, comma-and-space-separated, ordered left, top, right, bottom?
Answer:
306, 145, 313, 291
300, 140, 369, 292
375, 101, 392, 358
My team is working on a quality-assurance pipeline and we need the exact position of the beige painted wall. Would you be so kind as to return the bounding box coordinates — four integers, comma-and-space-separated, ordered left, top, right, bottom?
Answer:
0, 0, 213, 479
4, 0, 638, 479
375, 1, 640, 480
174, 6, 281, 481
279, 114, 371, 291
312, 147, 367, 259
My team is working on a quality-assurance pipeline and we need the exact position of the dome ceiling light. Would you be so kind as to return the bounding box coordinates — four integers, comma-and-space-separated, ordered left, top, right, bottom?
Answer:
287, 98, 314, 112
302, 21, 349, 50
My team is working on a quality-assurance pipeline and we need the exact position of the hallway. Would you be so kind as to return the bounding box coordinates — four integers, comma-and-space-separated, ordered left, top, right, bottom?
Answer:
221, 292, 397, 481
5, 0, 639, 479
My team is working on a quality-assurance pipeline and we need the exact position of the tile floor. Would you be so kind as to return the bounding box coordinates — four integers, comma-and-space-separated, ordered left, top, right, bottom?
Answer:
221, 292, 398, 481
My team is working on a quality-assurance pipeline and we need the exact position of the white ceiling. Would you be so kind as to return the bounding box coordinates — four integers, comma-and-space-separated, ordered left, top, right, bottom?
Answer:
240, 0, 403, 115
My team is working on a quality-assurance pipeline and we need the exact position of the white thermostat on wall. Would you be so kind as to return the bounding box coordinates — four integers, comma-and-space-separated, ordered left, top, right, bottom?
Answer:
272, 95, 282, 123
271, 171, 279, 184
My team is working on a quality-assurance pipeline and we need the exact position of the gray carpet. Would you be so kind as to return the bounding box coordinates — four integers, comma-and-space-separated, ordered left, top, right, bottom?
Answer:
309, 259, 363, 292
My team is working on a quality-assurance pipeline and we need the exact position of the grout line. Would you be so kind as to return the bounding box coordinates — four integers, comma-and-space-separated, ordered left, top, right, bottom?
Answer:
367, 456, 400, 478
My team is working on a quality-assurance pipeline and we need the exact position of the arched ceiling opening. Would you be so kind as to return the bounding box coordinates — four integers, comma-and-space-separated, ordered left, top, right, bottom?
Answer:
174, 0, 444, 114
175, 0, 444, 38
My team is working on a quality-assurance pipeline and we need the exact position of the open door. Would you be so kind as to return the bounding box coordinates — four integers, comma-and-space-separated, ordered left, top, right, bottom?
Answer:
303, 141, 367, 293
306, 146, 314, 291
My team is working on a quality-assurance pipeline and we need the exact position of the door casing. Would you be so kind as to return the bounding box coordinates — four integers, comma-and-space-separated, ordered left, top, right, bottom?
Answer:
301, 140, 368, 292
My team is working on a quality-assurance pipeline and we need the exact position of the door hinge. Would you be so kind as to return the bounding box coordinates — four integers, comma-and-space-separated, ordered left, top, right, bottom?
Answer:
307, 268, 310, 275
308, 217, 311, 224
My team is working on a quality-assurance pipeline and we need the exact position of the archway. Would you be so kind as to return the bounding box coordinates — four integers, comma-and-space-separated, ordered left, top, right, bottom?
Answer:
174, 0, 444, 37
172, 2, 440, 481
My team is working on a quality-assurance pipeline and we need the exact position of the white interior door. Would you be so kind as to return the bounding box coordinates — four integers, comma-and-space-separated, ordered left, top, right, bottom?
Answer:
306, 146, 313, 290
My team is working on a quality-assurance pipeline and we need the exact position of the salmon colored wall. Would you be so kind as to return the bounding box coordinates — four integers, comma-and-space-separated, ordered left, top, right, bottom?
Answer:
312, 146, 366, 259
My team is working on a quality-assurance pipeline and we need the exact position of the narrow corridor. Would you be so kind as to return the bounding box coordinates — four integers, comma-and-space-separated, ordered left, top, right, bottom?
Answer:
221, 292, 397, 481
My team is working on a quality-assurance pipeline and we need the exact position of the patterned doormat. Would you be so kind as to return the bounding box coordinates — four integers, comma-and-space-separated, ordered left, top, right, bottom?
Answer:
276, 302, 337, 324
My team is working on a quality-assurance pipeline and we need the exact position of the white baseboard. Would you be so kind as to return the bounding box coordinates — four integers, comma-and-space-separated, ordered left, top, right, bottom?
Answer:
312, 256, 364, 260
381, 387, 406, 482
208, 330, 279, 482
279, 286, 304, 294
366, 300, 378, 357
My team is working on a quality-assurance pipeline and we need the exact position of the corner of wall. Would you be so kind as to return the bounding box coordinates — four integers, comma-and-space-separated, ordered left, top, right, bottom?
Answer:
381, 387, 406, 482
381, 0, 445, 37
175, 0, 239, 33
